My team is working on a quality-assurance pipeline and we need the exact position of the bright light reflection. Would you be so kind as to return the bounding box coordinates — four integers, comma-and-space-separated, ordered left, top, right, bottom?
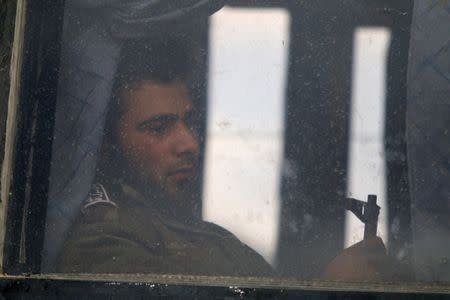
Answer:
345, 27, 391, 247
203, 7, 290, 265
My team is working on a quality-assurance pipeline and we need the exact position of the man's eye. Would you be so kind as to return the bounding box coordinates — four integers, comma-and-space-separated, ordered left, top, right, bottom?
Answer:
149, 125, 167, 134
142, 122, 169, 135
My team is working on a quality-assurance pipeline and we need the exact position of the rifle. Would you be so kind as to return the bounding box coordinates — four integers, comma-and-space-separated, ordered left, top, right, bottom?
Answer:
345, 195, 380, 240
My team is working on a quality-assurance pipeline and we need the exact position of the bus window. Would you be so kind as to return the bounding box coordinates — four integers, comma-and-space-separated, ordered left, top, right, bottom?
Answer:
1, 0, 449, 294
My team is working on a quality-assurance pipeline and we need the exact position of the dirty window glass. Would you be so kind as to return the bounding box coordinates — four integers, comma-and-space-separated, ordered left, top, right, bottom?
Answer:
38, 0, 449, 287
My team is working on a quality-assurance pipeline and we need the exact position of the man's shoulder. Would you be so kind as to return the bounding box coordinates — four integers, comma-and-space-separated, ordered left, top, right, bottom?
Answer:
72, 183, 161, 231
58, 183, 162, 272
65, 183, 167, 250
201, 220, 237, 238
78, 183, 120, 224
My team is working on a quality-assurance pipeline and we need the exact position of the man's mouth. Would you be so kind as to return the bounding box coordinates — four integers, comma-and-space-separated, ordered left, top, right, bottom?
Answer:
168, 166, 196, 181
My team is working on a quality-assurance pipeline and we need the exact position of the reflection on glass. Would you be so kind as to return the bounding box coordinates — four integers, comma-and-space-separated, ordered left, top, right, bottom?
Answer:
37, 0, 450, 287
203, 7, 290, 265
345, 27, 391, 247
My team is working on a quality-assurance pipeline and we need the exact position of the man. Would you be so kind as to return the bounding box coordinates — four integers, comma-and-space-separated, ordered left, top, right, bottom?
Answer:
57, 40, 273, 276
57, 39, 393, 280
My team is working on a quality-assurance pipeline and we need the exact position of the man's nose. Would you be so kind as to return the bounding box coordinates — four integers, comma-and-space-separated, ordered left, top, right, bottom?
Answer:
173, 123, 199, 157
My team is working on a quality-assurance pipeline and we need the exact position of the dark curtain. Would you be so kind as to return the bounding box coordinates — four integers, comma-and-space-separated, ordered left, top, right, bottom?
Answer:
407, 0, 450, 282
70, 0, 227, 39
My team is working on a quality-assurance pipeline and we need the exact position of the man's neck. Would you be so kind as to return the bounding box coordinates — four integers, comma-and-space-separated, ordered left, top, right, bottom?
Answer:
126, 177, 201, 222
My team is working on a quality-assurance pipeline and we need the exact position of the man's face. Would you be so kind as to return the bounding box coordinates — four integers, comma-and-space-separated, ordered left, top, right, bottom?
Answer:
116, 80, 200, 197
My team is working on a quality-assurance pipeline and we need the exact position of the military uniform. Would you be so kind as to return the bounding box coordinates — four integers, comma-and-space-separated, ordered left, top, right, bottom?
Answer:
57, 182, 273, 276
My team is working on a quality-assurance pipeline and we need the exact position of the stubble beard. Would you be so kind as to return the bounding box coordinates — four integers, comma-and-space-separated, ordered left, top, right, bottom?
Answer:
133, 167, 200, 219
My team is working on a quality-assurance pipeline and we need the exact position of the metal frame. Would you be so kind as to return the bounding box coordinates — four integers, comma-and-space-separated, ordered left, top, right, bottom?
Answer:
0, 0, 449, 297
0, 0, 27, 273
2, 0, 65, 274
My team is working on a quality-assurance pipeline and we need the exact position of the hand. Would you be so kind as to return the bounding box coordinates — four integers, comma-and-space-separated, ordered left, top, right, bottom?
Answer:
321, 237, 389, 281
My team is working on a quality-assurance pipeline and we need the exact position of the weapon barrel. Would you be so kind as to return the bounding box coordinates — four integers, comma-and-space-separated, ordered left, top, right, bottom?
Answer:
363, 194, 379, 239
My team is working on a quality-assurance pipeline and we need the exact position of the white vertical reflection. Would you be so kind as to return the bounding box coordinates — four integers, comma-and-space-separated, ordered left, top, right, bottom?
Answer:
203, 7, 290, 264
345, 27, 391, 247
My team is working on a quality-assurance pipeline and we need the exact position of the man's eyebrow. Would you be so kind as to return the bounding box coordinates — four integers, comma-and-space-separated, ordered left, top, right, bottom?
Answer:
138, 114, 178, 128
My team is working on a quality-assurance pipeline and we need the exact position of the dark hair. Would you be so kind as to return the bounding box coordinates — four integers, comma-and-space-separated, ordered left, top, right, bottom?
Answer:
105, 38, 191, 132
111, 38, 190, 114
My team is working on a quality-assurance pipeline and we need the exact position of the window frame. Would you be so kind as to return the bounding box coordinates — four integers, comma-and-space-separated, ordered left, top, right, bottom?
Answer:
0, 0, 449, 297
2, 0, 64, 274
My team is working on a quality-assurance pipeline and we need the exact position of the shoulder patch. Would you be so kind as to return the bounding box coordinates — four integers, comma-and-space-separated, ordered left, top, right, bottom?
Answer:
82, 183, 118, 213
